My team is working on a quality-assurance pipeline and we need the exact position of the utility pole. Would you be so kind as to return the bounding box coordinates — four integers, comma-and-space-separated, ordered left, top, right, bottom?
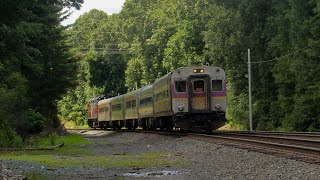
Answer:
248, 49, 253, 131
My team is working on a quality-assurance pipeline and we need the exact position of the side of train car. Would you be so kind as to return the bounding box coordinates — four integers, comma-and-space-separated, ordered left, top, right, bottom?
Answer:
87, 66, 227, 132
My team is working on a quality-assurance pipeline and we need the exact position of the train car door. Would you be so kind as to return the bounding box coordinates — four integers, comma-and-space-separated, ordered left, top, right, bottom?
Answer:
189, 76, 211, 111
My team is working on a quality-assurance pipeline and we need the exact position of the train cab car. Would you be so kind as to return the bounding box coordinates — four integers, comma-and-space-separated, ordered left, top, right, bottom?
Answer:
138, 85, 154, 129
171, 66, 227, 132
87, 97, 99, 128
124, 90, 139, 129
97, 98, 112, 129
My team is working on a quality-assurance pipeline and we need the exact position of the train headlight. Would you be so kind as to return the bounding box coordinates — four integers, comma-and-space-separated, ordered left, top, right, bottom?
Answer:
215, 104, 222, 110
193, 69, 205, 73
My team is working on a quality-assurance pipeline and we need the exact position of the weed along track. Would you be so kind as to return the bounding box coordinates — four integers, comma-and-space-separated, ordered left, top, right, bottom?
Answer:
0, 143, 64, 152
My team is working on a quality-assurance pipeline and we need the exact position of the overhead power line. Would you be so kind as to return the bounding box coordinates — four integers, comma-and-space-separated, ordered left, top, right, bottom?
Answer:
79, 48, 134, 54
250, 39, 320, 64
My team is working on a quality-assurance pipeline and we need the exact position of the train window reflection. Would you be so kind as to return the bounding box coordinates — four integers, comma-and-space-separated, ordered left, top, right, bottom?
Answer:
212, 80, 223, 91
194, 80, 204, 92
175, 81, 186, 92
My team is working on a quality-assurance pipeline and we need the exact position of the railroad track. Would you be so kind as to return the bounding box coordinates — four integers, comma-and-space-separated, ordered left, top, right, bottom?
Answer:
213, 131, 320, 140
67, 128, 320, 164
190, 132, 320, 164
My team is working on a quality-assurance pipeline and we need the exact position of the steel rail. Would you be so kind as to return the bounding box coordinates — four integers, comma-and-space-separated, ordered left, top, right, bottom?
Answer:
193, 133, 320, 156
210, 133, 320, 148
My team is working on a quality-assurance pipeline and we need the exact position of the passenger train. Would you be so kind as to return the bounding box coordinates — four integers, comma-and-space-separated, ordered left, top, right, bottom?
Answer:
87, 66, 227, 132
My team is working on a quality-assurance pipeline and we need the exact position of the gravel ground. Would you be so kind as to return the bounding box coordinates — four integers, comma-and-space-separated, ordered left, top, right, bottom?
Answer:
1, 130, 319, 179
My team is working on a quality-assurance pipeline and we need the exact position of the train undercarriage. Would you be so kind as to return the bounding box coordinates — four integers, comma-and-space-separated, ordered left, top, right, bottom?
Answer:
88, 112, 226, 133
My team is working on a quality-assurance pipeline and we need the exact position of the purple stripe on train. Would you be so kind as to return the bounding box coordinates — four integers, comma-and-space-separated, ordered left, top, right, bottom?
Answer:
212, 81, 227, 96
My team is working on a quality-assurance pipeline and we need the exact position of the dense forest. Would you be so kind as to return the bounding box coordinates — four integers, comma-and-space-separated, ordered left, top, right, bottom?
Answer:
0, 0, 319, 146
0, 0, 83, 146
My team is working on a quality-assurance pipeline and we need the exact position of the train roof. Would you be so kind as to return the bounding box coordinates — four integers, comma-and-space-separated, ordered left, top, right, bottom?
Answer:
97, 98, 112, 105
111, 93, 126, 101
153, 73, 171, 84
139, 84, 153, 92
124, 89, 140, 96
171, 66, 225, 78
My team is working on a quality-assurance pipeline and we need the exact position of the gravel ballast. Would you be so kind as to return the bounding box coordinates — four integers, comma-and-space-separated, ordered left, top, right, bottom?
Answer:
1, 130, 319, 179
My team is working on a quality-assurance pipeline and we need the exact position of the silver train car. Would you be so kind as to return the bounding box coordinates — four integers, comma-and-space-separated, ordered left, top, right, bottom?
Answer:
87, 66, 227, 132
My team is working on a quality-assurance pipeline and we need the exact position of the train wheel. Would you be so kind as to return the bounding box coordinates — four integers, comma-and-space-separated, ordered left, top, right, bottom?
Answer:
166, 124, 173, 132
141, 125, 147, 130
112, 122, 118, 130
205, 127, 213, 134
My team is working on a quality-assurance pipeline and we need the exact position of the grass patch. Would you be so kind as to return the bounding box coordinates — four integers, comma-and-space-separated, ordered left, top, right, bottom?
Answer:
0, 152, 181, 168
35, 133, 89, 147
1, 134, 90, 157
0, 134, 183, 169
62, 120, 89, 129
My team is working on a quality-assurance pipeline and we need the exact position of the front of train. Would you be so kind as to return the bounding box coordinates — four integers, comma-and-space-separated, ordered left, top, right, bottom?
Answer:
171, 66, 227, 132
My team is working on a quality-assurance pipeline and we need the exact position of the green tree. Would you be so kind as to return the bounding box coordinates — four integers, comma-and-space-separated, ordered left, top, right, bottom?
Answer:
0, 0, 83, 137
268, 0, 320, 131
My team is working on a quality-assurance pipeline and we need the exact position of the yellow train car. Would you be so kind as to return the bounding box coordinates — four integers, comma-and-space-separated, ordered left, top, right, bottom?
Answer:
153, 74, 173, 130
97, 98, 112, 129
111, 95, 125, 129
138, 85, 154, 129
124, 90, 139, 129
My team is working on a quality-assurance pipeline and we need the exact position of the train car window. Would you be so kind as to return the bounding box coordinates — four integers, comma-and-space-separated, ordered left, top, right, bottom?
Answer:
212, 80, 223, 91
154, 90, 168, 102
99, 108, 105, 113
112, 104, 122, 111
126, 101, 132, 109
194, 80, 204, 92
140, 97, 153, 106
175, 81, 186, 92
132, 100, 136, 108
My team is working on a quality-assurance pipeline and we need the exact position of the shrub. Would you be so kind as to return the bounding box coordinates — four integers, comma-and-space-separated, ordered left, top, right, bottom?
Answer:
49, 132, 58, 146
26, 109, 47, 134
0, 128, 24, 148
0, 129, 10, 147
11, 136, 23, 148
26, 136, 40, 148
